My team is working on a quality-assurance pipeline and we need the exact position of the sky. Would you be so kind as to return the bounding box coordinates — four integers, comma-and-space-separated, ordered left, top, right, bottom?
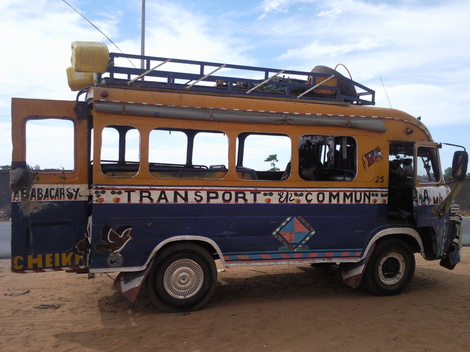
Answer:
1, 0, 470, 169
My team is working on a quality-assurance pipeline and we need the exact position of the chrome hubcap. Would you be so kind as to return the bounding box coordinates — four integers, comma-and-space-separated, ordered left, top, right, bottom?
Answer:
164, 259, 203, 299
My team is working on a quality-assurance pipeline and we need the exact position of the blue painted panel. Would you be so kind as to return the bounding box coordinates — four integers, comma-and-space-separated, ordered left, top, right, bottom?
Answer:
414, 204, 448, 257
11, 201, 88, 271
90, 202, 387, 269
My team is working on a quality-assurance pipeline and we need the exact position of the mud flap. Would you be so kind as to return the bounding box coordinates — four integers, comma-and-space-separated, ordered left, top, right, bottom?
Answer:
337, 243, 375, 289
337, 262, 366, 289
114, 263, 153, 303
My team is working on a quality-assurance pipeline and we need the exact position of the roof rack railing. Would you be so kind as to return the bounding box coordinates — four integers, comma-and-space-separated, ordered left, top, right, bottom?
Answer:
99, 52, 375, 105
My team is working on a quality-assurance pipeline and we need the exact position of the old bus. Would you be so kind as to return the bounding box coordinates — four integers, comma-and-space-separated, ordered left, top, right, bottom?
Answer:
10, 42, 468, 312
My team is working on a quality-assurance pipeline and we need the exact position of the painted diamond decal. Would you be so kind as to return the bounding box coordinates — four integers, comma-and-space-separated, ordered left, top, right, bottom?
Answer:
272, 216, 315, 251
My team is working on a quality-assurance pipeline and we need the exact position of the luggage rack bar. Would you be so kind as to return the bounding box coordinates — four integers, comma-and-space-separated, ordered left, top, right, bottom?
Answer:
99, 52, 375, 105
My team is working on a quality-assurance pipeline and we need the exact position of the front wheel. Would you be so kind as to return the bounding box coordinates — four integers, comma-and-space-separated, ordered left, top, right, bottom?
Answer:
146, 243, 217, 312
363, 239, 415, 296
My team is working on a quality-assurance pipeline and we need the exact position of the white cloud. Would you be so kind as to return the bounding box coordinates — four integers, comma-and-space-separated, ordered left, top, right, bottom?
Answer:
372, 82, 470, 127
279, 38, 382, 62
258, 0, 294, 18
142, 2, 252, 64
258, 0, 315, 19
0, 0, 119, 101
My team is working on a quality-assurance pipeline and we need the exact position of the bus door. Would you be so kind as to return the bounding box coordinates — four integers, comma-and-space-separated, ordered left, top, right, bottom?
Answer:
10, 98, 90, 273
414, 143, 449, 256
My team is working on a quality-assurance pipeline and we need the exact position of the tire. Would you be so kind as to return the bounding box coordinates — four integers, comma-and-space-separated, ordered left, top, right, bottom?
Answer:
310, 65, 357, 99
146, 243, 217, 312
364, 239, 415, 296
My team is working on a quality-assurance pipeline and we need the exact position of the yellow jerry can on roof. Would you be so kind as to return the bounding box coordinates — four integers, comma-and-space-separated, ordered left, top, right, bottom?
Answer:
71, 41, 109, 73
66, 66, 94, 91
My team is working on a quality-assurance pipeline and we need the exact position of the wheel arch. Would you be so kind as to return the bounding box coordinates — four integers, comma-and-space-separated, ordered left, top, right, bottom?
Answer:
147, 236, 224, 268
364, 227, 424, 261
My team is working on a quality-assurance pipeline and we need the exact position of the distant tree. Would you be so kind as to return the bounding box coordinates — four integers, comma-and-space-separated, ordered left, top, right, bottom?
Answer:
265, 154, 280, 172
444, 166, 470, 180
444, 167, 452, 178
0, 165, 10, 170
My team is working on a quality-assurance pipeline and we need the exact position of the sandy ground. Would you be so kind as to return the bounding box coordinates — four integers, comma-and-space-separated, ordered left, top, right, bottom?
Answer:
1, 249, 470, 352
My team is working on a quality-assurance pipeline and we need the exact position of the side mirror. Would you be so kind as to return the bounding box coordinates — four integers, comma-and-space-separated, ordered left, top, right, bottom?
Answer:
452, 151, 468, 180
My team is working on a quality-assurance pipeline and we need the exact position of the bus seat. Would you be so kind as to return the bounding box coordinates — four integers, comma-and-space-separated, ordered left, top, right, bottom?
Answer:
236, 167, 258, 180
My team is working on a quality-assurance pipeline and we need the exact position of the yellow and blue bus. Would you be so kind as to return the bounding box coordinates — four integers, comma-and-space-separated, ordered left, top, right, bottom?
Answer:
10, 42, 468, 312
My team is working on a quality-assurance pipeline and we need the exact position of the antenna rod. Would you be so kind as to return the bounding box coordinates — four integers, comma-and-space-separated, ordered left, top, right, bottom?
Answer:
141, 0, 146, 69
380, 76, 392, 108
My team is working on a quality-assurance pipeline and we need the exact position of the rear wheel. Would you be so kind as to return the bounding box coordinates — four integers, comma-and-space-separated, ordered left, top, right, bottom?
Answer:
364, 239, 415, 296
147, 243, 217, 312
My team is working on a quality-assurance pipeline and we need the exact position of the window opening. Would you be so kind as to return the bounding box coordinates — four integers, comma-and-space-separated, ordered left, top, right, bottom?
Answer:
100, 125, 140, 177
417, 146, 441, 184
26, 119, 74, 171
149, 129, 187, 165
236, 133, 291, 180
193, 132, 228, 167
149, 128, 228, 179
297, 135, 356, 181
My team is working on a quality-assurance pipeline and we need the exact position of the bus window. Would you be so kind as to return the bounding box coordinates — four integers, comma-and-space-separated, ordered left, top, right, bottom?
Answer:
388, 142, 414, 220
193, 132, 228, 169
100, 125, 140, 177
149, 128, 228, 179
389, 142, 414, 182
298, 135, 356, 181
236, 133, 291, 180
417, 146, 441, 183
26, 119, 74, 171
149, 129, 187, 165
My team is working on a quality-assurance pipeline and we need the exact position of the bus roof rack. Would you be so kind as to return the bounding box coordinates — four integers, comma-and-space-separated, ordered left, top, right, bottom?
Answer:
99, 52, 375, 105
